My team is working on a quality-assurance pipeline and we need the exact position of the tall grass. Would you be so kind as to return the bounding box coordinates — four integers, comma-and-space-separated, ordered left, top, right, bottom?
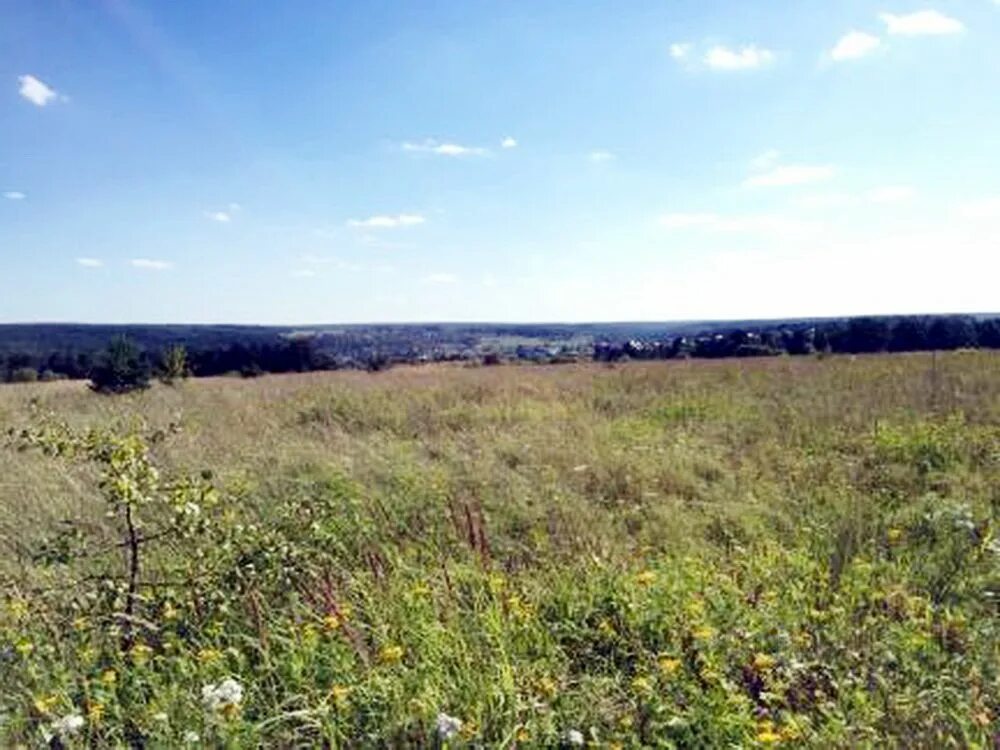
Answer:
1, 353, 999, 747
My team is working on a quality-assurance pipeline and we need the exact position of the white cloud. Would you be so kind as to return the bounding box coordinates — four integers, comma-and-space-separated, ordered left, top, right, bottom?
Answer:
880, 10, 964, 36
867, 185, 915, 203
749, 149, 781, 171
589, 150, 615, 163
18, 74, 62, 106
2, 191, 26, 200
347, 213, 425, 229
204, 203, 240, 223
831, 31, 882, 61
659, 212, 818, 234
669, 42, 692, 60
957, 196, 1000, 219
130, 258, 173, 270
290, 269, 317, 278
500, 136, 517, 149
704, 45, 775, 71
402, 139, 488, 157
422, 272, 459, 284
744, 164, 836, 187
76, 257, 103, 268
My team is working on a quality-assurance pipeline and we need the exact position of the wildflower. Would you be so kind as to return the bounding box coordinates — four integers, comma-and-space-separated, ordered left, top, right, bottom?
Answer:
658, 655, 682, 676
130, 643, 154, 665
537, 676, 558, 699
197, 648, 223, 664
52, 713, 85, 738
516, 726, 530, 742
152, 711, 169, 723
692, 625, 715, 640
87, 702, 105, 723
755, 720, 782, 744
14, 638, 34, 656
597, 619, 615, 636
631, 676, 652, 693
378, 645, 404, 665
752, 653, 776, 671
566, 728, 585, 745
322, 613, 342, 631
71, 616, 89, 631
436, 712, 463, 741
34, 694, 60, 715
162, 602, 178, 620
201, 677, 244, 717
6, 599, 28, 619
98, 669, 117, 686
887, 528, 904, 544
635, 570, 656, 586
183, 730, 200, 743
330, 685, 351, 705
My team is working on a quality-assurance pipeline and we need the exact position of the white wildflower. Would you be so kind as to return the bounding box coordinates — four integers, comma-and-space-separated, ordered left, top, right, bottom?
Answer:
183, 730, 200, 742
566, 728, 585, 745
436, 712, 463, 740
201, 677, 244, 713
52, 713, 85, 737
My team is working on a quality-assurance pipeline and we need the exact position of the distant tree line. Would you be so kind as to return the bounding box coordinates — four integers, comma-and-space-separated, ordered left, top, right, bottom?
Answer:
2, 314, 999, 386
594, 315, 1000, 362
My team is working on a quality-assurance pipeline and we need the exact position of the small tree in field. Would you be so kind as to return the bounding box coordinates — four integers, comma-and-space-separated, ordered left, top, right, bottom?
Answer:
158, 344, 190, 385
89, 336, 151, 394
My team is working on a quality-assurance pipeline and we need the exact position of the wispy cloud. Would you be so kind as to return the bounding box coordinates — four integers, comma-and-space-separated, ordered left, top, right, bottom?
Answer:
831, 31, 882, 61
204, 203, 241, 223
130, 258, 173, 271
500, 136, 518, 149
402, 139, 488, 157
880, 10, 964, 36
659, 212, 818, 234
347, 213, 425, 229
958, 196, 1000, 219
589, 150, 615, 163
749, 149, 781, 171
669, 42, 692, 60
18, 74, 63, 106
745, 164, 836, 187
422, 272, 459, 284
704, 45, 775, 71
2, 191, 26, 201
290, 269, 317, 278
76, 257, 103, 268
866, 185, 915, 204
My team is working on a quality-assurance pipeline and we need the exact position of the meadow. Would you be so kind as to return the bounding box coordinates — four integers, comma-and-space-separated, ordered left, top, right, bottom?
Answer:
0, 353, 998, 748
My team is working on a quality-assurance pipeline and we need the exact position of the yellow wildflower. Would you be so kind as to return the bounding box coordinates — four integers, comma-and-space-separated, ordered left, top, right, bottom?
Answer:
6, 599, 28, 619
71, 616, 88, 631
34, 694, 60, 715
322, 613, 342, 632
658, 655, 682, 676
752, 653, 777, 671
692, 625, 715, 640
887, 528, 904, 544
378, 645, 404, 665
87, 702, 105, 723
756, 720, 782, 744
130, 643, 153, 665
162, 602, 178, 620
516, 727, 530, 742
536, 676, 558, 699
329, 685, 351, 705
636, 570, 656, 586
632, 676, 652, 693
14, 638, 34, 656
197, 648, 223, 664
98, 669, 117, 686
598, 619, 615, 636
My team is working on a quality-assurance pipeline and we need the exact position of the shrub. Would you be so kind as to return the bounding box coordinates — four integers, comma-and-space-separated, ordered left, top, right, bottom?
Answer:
89, 336, 151, 394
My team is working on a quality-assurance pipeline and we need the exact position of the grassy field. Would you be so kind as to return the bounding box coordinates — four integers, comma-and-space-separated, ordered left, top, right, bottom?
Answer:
1, 353, 999, 748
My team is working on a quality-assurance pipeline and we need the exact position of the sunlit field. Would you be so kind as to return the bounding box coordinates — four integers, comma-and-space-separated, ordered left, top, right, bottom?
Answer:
1, 353, 999, 747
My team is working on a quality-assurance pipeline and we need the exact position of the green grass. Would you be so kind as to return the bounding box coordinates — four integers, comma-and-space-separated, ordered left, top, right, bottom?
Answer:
1, 353, 999, 747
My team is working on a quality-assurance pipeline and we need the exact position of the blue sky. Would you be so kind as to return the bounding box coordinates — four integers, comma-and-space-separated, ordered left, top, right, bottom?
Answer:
2, 0, 999, 324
